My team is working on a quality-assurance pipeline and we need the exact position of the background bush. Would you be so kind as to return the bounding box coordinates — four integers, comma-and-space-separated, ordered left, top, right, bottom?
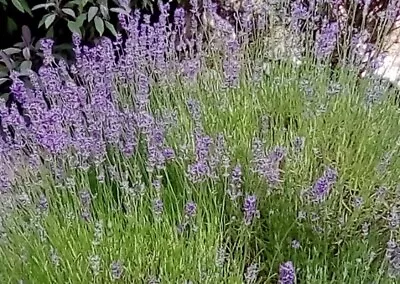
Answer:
0, 0, 166, 93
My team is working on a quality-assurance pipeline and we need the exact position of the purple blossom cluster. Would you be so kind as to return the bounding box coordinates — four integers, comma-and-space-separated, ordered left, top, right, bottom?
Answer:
386, 239, 400, 278
307, 166, 338, 202
289, 0, 400, 70
2, 2, 246, 195
243, 194, 260, 225
251, 138, 287, 187
315, 20, 340, 59
278, 261, 296, 284
185, 102, 233, 184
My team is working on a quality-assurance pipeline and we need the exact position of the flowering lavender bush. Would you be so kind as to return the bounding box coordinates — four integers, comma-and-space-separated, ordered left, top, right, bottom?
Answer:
1, 0, 400, 283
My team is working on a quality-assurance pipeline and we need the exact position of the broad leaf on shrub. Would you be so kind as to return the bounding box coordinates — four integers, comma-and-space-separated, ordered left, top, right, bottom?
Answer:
88, 6, 99, 22
99, 4, 109, 18
0, 52, 14, 70
2, 48, 21, 56
21, 25, 31, 47
75, 14, 87, 27
94, 16, 105, 36
45, 14, 56, 29
22, 47, 30, 60
110, 7, 130, 15
11, 0, 25, 13
6, 17, 18, 34
32, 3, 55, 11
68, 21, 82, 36
20, 60, 32, 73
105, 21, 117, 36
0, 78, 8, 86
62, 8, 76, 18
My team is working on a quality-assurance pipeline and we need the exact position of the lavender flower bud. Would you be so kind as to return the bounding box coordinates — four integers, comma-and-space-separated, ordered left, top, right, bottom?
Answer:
89, 254, 101, 276
244, 262, 259, 283
243, 194, 260, 226
279, 261, 296, 284
153, 198, 164, 217
184, 201, 197, 218
110, 261, 124, 280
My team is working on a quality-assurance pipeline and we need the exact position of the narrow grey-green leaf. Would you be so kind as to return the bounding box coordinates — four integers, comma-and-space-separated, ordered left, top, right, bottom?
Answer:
105, 21, 117, 37
75, 13, 86, 27
20, 60, 32, 72
45, 14, 56, 29
88, 6, 99, 22
94, 16, 104, 36
99, 4, 109, 18
22, 47, 30, 60
22, 25, 31, 46
0, 78, 8, 86
46, 26, 54, 38
11, 0, 24, 13
6, 17, 18, 34
82, 0, 89, 8
38, 15, 46, 28
0, 52, 13, 70
67, 21, 81, 36
2, 48, 21, 55
13, 42, 24, 48
110, 7, 130, 16
19, 0, 32, 16
32, 3, 55, 11
62, 8, 76, 18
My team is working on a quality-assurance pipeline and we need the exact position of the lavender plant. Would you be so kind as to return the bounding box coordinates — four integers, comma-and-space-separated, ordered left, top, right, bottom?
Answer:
0, 0, 400, 283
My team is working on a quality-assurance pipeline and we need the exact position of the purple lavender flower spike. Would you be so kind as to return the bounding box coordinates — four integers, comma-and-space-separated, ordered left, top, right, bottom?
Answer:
152, 198, 164, 216
315, 20, 339, 59
243, 194, 260, 226
40, 38, 55, 66
184, 201, 197, 218
279, 261, 296, 284
110, 261, 124, 280
311, 176, 330, 202
310, 166, 338, 202
244, 262, 259, 283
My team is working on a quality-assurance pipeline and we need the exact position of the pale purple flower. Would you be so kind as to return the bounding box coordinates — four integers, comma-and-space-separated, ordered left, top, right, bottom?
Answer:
310, 167, 338, 202
80, 190, 91, 207
291, 239, 301, 249
38, 195, 48, 212
40, 38, 55, 65
223, 38, 241, 88
185, 201, 197, 218
215, 246, 227, 268
148, 275, 161, 284
50, 246, 60, 267
153, 198, 164, 216
315, 21, 339, 59
243, 194, 260, 225
93, 220, 104, 246
279, 261, 296, 284
81, 208, 91, 222
292, 136, 305, 153
110, 261, 124, 280
386, 239, 400, 278
244, 262, 259, 283
89, 254, 101, 276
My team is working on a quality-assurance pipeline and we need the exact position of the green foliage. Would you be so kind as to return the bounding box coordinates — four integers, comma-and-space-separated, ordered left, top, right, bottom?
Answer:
0, 0, 153, 93
10, 0, 32, 15
33, 0, 120, 38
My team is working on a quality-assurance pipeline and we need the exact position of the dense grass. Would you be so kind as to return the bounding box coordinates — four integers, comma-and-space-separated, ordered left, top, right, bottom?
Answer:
1, 5, 400, 283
